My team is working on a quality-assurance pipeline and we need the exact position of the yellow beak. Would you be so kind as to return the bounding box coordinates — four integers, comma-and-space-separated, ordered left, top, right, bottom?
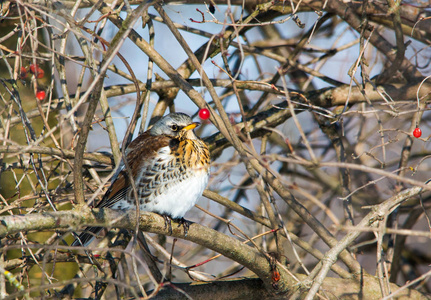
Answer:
183, 122, 200, 131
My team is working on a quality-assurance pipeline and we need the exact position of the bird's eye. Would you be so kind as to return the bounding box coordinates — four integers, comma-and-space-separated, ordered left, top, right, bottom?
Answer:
171, 124, 179, 131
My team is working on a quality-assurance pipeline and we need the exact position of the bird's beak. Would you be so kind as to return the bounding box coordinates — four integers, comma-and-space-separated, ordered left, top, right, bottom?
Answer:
183, 122, 200, 131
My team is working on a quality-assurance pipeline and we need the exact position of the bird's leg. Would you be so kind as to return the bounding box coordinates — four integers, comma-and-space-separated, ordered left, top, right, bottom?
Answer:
163, 215, 173, 235
177, 218, 192, 237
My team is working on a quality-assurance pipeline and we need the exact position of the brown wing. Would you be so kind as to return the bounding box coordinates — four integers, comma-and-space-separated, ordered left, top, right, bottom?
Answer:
72, 133, 171, 246
72, 132, 170, 246
96, 132, 171, 208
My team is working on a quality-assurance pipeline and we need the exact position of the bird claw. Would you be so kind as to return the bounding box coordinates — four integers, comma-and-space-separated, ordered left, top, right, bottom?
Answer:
162, 216, 191, 237
163, 215, 173, 235
177, 218, 191, 237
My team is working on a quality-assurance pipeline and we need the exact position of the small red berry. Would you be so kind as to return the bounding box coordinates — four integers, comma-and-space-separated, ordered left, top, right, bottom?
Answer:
29, 64, 38, 74
198, 108, 210, 120
36, 90, 46, 100
413, 127, 422, 138
272, 269, 281, 282
29, 64, 44, 78
36, 67, 44, 78
20, 66, 27, 79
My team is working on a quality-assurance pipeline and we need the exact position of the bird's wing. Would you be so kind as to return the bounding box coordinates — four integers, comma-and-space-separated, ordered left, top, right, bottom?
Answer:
96, 133, 171, 208
72, 133, 172, 247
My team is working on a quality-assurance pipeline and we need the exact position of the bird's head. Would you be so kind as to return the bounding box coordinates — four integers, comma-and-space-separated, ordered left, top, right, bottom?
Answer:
149, 112, 200, 140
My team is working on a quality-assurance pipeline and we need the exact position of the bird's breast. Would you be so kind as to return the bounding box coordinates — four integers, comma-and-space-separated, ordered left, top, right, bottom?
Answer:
133, 139, 210, 218
173, 139, 210, 171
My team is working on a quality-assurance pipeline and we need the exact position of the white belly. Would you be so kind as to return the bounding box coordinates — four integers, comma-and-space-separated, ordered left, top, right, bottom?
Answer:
139, 171, 209, 219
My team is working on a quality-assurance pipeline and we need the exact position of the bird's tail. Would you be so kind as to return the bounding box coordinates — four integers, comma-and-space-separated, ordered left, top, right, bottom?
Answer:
71, 227, 102, 247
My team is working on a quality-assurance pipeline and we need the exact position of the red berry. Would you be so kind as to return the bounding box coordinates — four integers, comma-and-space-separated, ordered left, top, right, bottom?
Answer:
29, 64, 37, 74
36, 90, 46, 100
413, 127, 422, 138
36, 67, 44, 78
198, 108, 210, 120
20, 66, 27, 79
30, 64, 44, 78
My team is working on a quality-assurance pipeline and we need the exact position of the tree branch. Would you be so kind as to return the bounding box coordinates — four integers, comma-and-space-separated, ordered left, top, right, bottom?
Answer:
0, 207, 426, 299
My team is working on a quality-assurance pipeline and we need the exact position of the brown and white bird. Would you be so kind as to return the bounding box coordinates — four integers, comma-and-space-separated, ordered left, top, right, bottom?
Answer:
72, 112, 210, 246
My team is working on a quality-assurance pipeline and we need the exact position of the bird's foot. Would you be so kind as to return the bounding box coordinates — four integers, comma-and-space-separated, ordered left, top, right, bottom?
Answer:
163, 216, 192, 236
176, 218, 192, 237
163, 215, 173, 235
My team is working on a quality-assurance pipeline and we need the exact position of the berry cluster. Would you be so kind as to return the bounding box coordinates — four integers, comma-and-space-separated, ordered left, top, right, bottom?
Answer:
20, 63, 45, 79
20, 63, 47, 100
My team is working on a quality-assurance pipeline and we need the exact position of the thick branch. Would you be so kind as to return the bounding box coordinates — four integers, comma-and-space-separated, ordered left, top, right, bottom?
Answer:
10, 80, 431, 127
0, 208, 289, 293
148, 276, 427, 300
0, 208, 426, 299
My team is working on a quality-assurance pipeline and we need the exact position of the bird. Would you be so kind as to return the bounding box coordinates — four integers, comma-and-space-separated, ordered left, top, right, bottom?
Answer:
72, 112, 210, 246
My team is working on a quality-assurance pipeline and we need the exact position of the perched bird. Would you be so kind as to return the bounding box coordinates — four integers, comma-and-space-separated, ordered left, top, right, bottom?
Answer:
72, 112, 210, 246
